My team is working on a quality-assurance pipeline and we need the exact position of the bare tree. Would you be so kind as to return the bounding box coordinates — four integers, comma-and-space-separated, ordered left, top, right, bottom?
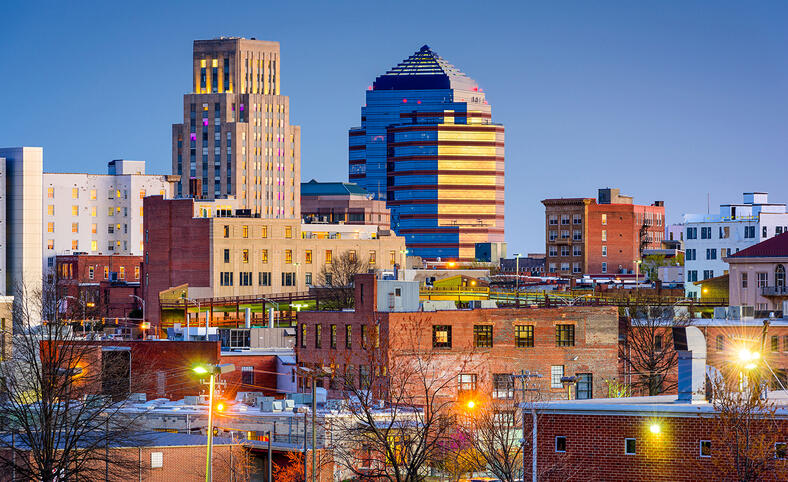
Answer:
705, 379, 788, 481
316, 250, 369, 310
324, 315, 479, 481
619, 300, 691, 396
0, 281, 148, 481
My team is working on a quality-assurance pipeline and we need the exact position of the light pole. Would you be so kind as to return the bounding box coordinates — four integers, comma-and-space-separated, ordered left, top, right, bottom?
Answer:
184, 297, 202, 341
635, 259, 642, 299
65, 295, 94, 336
513, 253, 522, 307
193, 363, 235, 482
399, 249, 408, 280
298, 366, 332, 482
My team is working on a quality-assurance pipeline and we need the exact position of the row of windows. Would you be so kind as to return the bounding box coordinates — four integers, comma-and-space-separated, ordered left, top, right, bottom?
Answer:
554, 436, 785, 459
548, 245, 583, 257
47, 205, 140, 218
222, 248, 381, 266
57, 263, 138, 280
299, 323, 378, 350
548, 263, 583, 274
548, 230, 582, 241
219, 271, 297, 287
459, 370, 591, 397
46, 188, 163, 200
739, 267, 786, 289
431, 324, 575, 349
47, 222, 130, 235
686, 248, 735, 261
47, 239, 128, 252
548, 214, 583, 225
685, 225, 784, 240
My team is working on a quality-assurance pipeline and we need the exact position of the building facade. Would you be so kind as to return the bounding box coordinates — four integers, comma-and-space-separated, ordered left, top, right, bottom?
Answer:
726, 231, 788, 313
297, 274, 619, 401
142, 196, 406, 328
171, 37, 301, 219
349, 45, 504, 261
43, 160, 177, 274
543, 188, 664, 279
301, 179, 390, 229
0, 147, 43, 301
684, 192, 788, 298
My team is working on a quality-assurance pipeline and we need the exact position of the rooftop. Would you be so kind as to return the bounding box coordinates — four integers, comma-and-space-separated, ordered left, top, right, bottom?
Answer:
730, 231, 788, 258
373, 45, 478, 91
301, 179, 371, 197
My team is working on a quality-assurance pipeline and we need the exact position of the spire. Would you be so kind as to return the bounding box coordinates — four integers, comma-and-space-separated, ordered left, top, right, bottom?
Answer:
372, 45, 478, 91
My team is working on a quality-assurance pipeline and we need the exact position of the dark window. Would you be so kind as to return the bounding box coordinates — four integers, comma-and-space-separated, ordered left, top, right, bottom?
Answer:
700, 440, 711, 458
776, 442, 787, 459
330, 324, 337, 349
315, 324, 322, 349
300, 324, 306, 348
345, 324, 352, 349
492, 373, 514, 399
575, 373, 593, 400
474, 325, 493, 348
432, 325, 452, 348
654, 335, 663, 352
556, 324, 575, 347
361, 325, 368, 348
625, 438, 636, 455
772, 335, 780, 352
515, 325, 534, 347
555, 436, 567, 453
716, 335, 725, 351
241, 366, 254, 385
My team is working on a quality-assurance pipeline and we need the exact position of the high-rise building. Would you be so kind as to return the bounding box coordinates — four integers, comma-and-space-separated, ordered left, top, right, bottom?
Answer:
42, 160, 178, 277
0, 147, 43, 301
542, 188, 665, 279
172, 37, 301, 218
349, 45, 505, 261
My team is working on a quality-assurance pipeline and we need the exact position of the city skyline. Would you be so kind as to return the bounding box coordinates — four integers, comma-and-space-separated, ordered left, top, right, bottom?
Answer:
3, 1, 788, 253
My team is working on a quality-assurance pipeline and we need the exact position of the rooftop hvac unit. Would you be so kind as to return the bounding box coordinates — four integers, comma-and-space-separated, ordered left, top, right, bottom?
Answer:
783, 301, 788, 318
713, 307, 728, 319
728, 305, 755, 320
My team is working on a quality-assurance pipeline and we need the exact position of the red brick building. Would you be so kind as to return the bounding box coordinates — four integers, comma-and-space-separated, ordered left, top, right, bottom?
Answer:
543, 188, 665, 279
55, 254, 142, 321
529, 395, 788, 481
296, 274, 619, 401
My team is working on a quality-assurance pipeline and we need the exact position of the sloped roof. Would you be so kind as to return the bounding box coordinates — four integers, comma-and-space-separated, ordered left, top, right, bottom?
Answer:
373, 45, 478, 91
301, 179, 369, 197
730, 231, 788, 258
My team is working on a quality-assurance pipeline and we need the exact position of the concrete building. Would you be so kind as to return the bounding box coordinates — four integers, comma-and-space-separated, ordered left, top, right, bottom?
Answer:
349, 45, 505, 261
142, 196, 406, 329
297, 274, 619, 401
542, 188, 665, 279
43, 160, 177, 274
0, 147, 43, 303
726, 231, 788, 314
301, 179, 390, 230
684, 192, 788, 298
171, 37, 301, 219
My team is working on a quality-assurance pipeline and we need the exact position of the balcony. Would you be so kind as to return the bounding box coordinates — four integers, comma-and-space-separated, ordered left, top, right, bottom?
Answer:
761, 286, 788, 297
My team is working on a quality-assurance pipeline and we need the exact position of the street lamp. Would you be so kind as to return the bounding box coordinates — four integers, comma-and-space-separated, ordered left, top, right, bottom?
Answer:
193, 363, 235, 482
635, 259, 642, 298
399, 249, 408, 280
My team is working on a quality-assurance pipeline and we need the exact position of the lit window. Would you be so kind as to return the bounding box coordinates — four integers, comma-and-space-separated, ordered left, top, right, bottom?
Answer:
369, 251, 376, 265
47, 239, 54, 250
140, 207, 143, 217
261, 249, 268, 263
91, 240, 97, 251
285, 226, 292, 239
242, 249, 249, 263
432, 325, 452, 348
47, 187, 54, 199
135, 266, 140, 279
91, 207, 96, 217
285, 250, 292, 264
515, 325, 534, 347
261, 226, 268, 238
242, 225, 248, 238
71, 240, 78, 250
90, 189, 96, 200
119, 267, 126, 280
47, 205, 54, 215
71, 223, 78, 233
72, 188, 79, 199
47, 222, 54, 233
72, 205, 79, 216
556, 325, 575, 346
326, 250, 333, 264
305, 250, 312, 264
602, 214, 607, 225
473, 325, 493, 348
139, 189, 146, 199
151, 452, 163, 468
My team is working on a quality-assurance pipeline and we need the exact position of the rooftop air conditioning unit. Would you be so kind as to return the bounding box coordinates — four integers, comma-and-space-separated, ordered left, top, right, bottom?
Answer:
783, 301, 788, 319
713, 307, 728, 320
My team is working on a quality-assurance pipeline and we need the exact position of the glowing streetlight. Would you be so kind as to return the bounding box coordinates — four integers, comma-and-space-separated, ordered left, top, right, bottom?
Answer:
649, 423, 661, 434
192, 363, 235, 482
466, 400, 475, 410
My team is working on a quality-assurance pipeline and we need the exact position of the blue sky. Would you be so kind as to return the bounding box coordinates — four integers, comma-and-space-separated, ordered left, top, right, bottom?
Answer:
2, 1, 787, 254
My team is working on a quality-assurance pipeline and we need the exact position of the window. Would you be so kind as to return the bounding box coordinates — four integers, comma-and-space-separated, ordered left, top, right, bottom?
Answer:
699, 440, 711, 458
474, 325, 493, 348
701, 227, 711, 239
361, 325, 368, 348
654, 335, 663, 352
601, 214, 607, 225
555, 436, 567, 453
703, 270, 714, 280
241, 225, 248, 238
764, 226, 768, 238
706, 248, 717, 260
560, 214, 570, 225
90, 189, 96, 200
71, 188, 79, 199
285, 226, 293, 239
602, 246, 607, 257
369, 250, 376, 265
776, 442, 787, 460
119, 266, 126, 280
242, 249, 249, 263
757, 272, 768, 288
135, 266, 139, 279
219, 272, 234, 286
556, 324, 575, 346
745, 226, 755, 239
47, 239, 54, 249
561, 230, 569, 239
239, 272, 252, 286
457, 373, 477, 393
259, 272, 271, 286
560, 246, 570, 257
573, 262, 581, 274
326, 250, 333, 264
601, 230, 607, 242
89, 266, 94, 279
282, 272, 296, 286
548, 215, 558, 225
223, 225, 230, 238
261, 226, 268, 238
47, 204, 54, 215
104, 267, 109, 279
688, 270, 698, 282
305, 272, 312, 285
330, 324, 337, 349
305, 250, 312, 264
515, 325, 534, 347
549, 231, 557, 241
71, 240, 78, 250
720, 226, 730, 238
551, 365, 564, 388
686, 249, 696, 261
433, 325, 452, 348
601, 262, 607, 273
223, 249, 230, 263
47, 222, 54, 233
687, 227, 697, 239
573, 245, 582, 256
345, 324, 352, 349
300, 324, 307, 348
576, 373, 593, 399
549, 246, 558, 257
72, 205, 79, 216
261, 249, 268, 263
777, 265, 786, 287
151, 452, 163, 469
492, 373, 514, 399
625, 438, 636, 455
772, 335, 780, 352
241, 366, 254, 385
315, 324, 322, 348
47, 187, 54, 198
573, 214, 582, 224
716, 335, 725, 351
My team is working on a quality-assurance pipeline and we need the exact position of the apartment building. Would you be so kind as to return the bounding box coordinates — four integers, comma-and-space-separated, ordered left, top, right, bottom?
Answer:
542, 188, 664, 278
142, 196, 406, 328
43, 160, 177, 274
726, 231, 788, 313
684, 192, 788, 298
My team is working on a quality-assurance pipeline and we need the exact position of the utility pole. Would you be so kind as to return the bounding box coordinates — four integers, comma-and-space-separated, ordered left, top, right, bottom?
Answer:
513, 370, 542, 482
267, 430, 272, 482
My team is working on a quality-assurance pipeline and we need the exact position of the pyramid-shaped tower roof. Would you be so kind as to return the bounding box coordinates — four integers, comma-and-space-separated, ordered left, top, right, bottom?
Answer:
373, 45, 478, 91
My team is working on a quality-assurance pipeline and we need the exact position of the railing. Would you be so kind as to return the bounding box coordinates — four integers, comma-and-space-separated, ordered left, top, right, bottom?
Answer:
762, 286, 788, 297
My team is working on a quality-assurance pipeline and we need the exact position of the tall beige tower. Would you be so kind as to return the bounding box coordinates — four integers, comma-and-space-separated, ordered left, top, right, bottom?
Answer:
172, 37, 301, 218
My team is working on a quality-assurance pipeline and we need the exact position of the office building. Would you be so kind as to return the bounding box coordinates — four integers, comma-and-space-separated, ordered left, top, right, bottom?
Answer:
349, 45, 504, 261
0, 147, 43, 300
43, 160, 177, 275
171, 37, 301, 218
683, 192, 788, 298
301, 179, 390, 230
542, 188, 665, 278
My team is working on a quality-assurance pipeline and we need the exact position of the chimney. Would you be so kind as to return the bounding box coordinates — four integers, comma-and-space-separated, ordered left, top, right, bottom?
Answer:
672, 326, 707, 403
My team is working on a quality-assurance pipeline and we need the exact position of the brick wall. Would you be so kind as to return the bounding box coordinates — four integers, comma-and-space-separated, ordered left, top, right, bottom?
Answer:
218, 353, 279, 398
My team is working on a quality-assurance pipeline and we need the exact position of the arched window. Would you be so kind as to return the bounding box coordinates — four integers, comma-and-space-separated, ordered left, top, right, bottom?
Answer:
716, 334, 725, 351
776, 264, 786, 288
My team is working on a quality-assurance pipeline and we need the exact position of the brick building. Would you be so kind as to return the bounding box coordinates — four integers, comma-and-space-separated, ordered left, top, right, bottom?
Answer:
296, 274, 619, 401
55, 254, 142, 321
142, 196, 406, 330
542, 188, 664, 279
301, 179, 390, 230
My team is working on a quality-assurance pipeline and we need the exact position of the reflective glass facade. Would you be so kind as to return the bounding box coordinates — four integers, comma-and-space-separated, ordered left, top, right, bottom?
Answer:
348, 46, 504, 261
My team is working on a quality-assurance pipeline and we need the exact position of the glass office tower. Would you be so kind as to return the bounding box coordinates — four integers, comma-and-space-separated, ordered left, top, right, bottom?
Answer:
349, 45, 504, 261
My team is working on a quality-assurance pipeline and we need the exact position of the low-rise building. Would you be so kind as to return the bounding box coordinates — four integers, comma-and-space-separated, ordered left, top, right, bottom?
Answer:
297, 274, 619, 401
727, 231, 788, 315
301, 179, 390, 230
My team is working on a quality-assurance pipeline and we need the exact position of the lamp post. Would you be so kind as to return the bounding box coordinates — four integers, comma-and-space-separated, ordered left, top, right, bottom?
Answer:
193, 363, 235, 482
297, 366, 332, 482
635, 259, 642, 299
513, 253, 522, 307
184, 298, 202, 341
399, 249, 408, 280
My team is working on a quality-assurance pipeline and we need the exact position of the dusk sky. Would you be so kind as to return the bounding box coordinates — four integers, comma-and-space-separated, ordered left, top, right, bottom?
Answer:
2, 1, 787, 254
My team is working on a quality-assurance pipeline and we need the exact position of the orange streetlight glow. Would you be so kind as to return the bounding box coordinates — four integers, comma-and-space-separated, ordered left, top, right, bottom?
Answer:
466, 400, 475, 410
216, 402, 225, 412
